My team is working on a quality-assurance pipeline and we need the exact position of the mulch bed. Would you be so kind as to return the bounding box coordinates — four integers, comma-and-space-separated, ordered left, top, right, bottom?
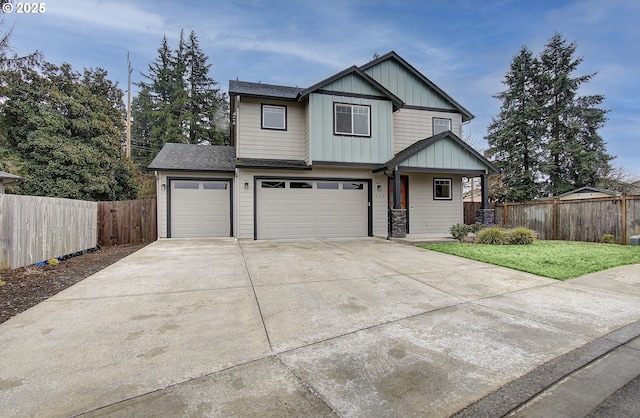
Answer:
0, 243, 147, 324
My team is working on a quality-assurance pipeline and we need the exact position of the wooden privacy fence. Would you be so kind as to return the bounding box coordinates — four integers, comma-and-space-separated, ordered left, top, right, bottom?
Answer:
97, 199, 157, 247
0, 194, 97, 270
495, 195, 640, 244
463, 202, 496, 225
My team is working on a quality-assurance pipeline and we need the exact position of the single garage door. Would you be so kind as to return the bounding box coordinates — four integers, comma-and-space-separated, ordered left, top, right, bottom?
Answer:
170, 179, 231, 238
257, 179, 369, 239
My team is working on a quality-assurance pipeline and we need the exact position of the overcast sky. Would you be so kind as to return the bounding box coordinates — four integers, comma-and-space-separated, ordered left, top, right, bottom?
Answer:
4, 0, 639, 172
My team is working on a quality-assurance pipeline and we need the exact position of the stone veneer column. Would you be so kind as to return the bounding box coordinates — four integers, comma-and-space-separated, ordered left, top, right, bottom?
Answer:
476, 209, 495, 226
390, 209, 407, 238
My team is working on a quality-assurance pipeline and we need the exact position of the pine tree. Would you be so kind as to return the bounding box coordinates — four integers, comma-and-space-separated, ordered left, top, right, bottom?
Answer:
131, 31, 229, 166
538, 33, 611, 196
486, 33, 612, 201
486, 47, 543, 202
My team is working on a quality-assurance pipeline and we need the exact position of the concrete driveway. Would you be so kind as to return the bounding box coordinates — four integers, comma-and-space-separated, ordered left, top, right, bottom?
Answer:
1, 238, 640, 417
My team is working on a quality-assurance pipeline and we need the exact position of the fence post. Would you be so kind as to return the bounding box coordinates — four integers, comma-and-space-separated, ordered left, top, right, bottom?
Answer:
504, 204, 509, 226
553, 199, 558, 240
622, 195, 627, 244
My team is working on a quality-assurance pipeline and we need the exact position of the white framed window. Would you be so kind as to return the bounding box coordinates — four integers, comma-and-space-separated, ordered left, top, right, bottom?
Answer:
434, 178, 452, 200
433, 118, 452, 135
262, 104, 286, 130
335, 103, 370, 136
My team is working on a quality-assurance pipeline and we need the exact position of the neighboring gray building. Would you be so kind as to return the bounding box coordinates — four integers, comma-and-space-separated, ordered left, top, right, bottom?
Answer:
0, 170, 21, 194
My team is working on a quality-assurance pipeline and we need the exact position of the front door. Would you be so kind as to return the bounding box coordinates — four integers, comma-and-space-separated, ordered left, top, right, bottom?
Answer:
388, 175, 409, 233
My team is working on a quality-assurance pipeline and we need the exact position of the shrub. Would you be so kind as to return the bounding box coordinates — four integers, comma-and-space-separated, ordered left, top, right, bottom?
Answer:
476, 226, 508, 245
506, 227, 537, 245
470, 222, 486, 234
601, 234, 615, 244
449, 223, 471, 242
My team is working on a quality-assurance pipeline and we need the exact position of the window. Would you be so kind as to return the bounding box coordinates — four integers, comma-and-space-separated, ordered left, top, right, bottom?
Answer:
290, 181, 313, 189
433, 118, 452, 135
317, 182, 339, 190
335, 103, 370, 136
343, 182, 364, 190
174, 182, 199, 189
261, 181, 285, 188
434, 179, 452, 200
262, 105, 286, 130
203, 183, 227, 190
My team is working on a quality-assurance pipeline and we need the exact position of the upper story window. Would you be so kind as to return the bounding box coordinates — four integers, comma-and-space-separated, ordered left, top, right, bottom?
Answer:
433, 118, 452, 135
262, 104, 287, 130
335, 103, 370, 136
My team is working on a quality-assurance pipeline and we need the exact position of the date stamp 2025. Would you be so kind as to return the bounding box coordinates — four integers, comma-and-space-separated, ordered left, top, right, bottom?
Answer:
2, 2, 46, 14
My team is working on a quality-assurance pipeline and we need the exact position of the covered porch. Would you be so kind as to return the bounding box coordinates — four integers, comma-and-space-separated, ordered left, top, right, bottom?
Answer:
373, 131, 499, 239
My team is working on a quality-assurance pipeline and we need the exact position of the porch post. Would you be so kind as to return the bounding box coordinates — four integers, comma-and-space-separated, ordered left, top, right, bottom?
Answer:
389, 166, 407, 238
476, 172, 495, 226
393, 167, 401, 209
481, 173, 489, 209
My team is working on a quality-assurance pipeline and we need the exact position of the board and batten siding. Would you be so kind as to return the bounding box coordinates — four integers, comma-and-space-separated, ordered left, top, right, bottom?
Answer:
364, 59, 457, 109
393, 108, 463, 154
403, 137, 487, 171
236, 167, 389, 239
236, 98, 306, 161
308, 93, 393, 164
406, 173, 463, 235
322, 73, 387, 97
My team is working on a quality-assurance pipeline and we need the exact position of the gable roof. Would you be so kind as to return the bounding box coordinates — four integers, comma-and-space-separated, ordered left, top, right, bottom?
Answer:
228, 80, 303, 100
556, 186, 618, 198
148, 143, 236, 172
360, 51, 474, 122
373, 131, 499, 174
297, 66, 404, 107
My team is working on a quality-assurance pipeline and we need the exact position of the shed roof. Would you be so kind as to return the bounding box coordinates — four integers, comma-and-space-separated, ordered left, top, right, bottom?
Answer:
556, 186, 618, 198
148, 143, 236, 172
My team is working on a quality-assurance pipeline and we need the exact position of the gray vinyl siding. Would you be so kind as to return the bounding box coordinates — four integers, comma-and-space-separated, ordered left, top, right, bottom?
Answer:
304, 103, 310, 164
236, 98, 306, 160
407, 173, 463, 234
364, 59, 456, 109
393, 108, 462, 154
403, 137, 488, 171
236, 167, 388, 239
308, 93, 393, 164
322, 73, 387, 96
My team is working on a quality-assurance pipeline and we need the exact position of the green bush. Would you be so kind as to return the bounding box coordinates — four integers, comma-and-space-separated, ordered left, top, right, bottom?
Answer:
449, 223, 471, 242
506, 227, 537, 245
476, 226, 508, 245
470, 222, 486, 234
601, 234, 615, 244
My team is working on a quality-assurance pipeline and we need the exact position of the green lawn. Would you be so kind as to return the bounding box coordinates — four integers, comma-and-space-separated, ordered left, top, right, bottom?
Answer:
421, 240, 640, 280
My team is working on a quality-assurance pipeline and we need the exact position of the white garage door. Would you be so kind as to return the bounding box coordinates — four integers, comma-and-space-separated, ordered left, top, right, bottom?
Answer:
170, 179, 231, 238
257, 179, 369, 239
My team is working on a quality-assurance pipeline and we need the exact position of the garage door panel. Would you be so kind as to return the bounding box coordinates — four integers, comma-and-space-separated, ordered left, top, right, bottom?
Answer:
257, 179, 368, 239
171, 180, 231, 238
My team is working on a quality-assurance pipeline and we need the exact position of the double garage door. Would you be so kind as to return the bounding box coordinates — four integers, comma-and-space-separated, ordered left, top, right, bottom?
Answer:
256, 179, 370, 239
170, 179, 231, 238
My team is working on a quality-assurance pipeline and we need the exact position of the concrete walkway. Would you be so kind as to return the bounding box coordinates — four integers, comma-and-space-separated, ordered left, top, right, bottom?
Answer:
1, 238, 639, 417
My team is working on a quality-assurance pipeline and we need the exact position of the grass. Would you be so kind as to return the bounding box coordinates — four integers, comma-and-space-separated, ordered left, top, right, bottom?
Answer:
421, 240, 640, 280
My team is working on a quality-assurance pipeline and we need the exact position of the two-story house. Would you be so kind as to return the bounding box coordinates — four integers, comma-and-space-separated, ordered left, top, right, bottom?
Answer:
149, 51, 498, 239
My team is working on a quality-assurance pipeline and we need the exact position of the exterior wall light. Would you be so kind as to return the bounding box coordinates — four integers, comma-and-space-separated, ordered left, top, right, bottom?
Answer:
161, 184, 166, 191
244, 182, 249, 189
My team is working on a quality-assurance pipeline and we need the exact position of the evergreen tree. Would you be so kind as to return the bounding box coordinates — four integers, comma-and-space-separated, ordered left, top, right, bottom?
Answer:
131, 31, 228, 166
486, 33, 612, 201
0, 62, 140, 200
538, 33, 611, 195
486, 47, 543, 202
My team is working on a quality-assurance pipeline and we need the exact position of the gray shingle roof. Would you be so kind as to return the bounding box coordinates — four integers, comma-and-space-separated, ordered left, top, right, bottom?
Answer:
228, 80, 302, 100
0, 170, 22, 184
148, 143, 236, 172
